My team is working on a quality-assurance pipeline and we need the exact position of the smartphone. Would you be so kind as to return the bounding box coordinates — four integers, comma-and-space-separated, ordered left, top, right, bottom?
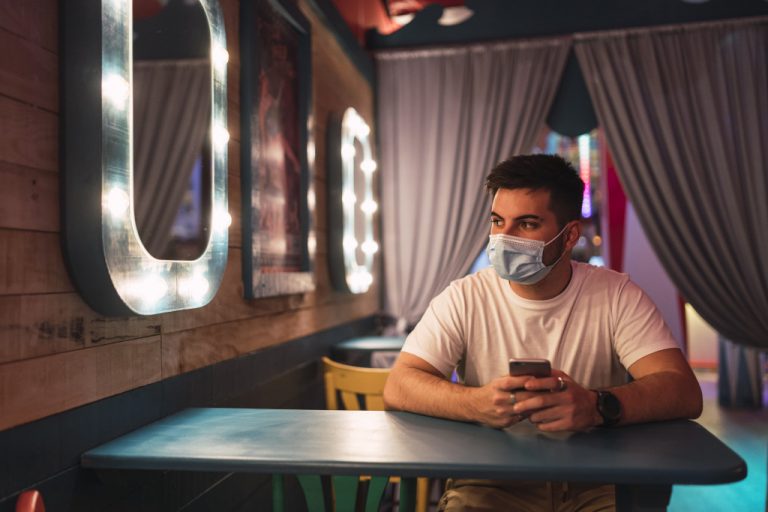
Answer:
508, 358, 551, 378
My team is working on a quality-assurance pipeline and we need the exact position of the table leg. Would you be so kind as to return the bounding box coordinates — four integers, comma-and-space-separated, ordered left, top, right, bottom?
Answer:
615, 484, 672, 512
399, 477, 417, 512
272, 474, 285, 512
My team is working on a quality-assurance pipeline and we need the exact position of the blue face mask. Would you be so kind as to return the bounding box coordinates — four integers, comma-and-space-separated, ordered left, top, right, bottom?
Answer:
486, 225, 569, 284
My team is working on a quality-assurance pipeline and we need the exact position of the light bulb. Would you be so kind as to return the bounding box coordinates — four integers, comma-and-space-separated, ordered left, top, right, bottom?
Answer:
180, 273, 210, 300
342, 191, 357, 208
362, 240, 379, 255
213, 125, 230, 148
360, 199, 378, 214
360, 159, 377, 173
343, 236, 358, 253
106, 187, 130, 216
341, 143, 356, 159
102, 74, 129, 110
212, 43, 229, 69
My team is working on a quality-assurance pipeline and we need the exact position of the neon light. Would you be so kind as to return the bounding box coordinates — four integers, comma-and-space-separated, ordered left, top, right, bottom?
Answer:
578, 134, 592, 218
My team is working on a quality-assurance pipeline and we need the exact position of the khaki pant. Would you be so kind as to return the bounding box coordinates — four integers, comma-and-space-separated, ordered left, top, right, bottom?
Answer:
438, 479, 615, 512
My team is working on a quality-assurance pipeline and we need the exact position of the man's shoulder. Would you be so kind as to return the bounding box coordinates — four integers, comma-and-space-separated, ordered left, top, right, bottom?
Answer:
575, 261, 630, 290
449, 267, 500, 292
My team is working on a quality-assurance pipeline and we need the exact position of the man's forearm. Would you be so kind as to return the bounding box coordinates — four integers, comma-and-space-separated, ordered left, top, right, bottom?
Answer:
610, 369, 703, 426
383, 365, 478, 422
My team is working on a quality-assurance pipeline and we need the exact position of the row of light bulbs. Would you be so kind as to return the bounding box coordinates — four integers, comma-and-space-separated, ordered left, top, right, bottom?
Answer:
339, 108, 378, 294
97, 7, 231, 313
100, 29, 379, 305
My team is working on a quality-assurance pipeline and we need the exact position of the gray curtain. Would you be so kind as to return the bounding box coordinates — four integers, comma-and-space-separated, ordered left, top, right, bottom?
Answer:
375, 38, 571, 330
574, 18, 768, 349
133, 59, 211, 257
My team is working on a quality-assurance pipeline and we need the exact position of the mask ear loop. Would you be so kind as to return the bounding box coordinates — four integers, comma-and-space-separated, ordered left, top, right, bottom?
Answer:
543, 221, 576, 268
543, 222, 572, 247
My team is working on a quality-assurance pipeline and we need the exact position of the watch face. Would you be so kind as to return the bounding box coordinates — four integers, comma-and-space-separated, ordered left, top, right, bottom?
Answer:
598, 391, 621, 425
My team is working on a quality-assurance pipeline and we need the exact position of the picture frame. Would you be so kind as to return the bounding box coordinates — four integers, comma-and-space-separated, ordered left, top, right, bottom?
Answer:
240, 0, 314, 298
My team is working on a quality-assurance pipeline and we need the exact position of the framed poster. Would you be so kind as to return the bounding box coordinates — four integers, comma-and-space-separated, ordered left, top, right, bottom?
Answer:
240, 0, 314, 298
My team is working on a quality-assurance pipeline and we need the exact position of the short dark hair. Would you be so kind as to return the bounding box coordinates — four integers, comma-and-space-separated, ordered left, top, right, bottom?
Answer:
485, 154, 585, 227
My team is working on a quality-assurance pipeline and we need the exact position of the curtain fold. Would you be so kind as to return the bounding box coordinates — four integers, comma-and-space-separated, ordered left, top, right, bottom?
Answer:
375, 38, 571, 330
133, 59, 211, 257
574, 17, 768, 348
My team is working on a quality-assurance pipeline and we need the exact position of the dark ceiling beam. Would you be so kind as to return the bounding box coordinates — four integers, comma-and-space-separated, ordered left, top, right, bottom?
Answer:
367, 0, 768, 49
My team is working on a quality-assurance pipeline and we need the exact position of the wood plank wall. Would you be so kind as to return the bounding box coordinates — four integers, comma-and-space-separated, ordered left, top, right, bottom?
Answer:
0, 0, 379, 432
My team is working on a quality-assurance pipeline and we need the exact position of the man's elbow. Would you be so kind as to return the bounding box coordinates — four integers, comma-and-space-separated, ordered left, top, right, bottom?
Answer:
681, 374, 703, 419
687, 384, 704, 419
382, 379, 401, 411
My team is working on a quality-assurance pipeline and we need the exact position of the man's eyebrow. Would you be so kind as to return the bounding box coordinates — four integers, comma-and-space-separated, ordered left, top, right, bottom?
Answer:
490, 211, 544, 221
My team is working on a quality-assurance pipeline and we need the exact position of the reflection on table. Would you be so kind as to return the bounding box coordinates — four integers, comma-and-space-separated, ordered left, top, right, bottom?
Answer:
81, 408, 746, 512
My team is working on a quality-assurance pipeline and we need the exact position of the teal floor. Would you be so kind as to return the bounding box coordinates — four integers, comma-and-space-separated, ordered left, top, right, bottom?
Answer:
668, 370, 767, 512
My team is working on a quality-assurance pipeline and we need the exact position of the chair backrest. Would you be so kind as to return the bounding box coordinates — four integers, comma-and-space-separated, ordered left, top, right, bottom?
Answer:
16, 490, 45, 512
321, 356, 390, 411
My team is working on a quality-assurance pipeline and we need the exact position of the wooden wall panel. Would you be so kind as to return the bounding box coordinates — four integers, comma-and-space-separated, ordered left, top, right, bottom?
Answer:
0, 0, 379, 432
0, 336, 162, 430
0, 28, 57, 112
0, 96, 57, 172
0, 0, 57, 51
162, 294, 377, 377
0, 230, 73, 295
0, 293, 161, 365
0, 161, 58, 232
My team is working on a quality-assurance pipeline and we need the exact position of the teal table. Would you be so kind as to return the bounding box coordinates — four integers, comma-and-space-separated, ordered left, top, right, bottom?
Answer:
330, 336, 405, 367
81, 408, 746, 512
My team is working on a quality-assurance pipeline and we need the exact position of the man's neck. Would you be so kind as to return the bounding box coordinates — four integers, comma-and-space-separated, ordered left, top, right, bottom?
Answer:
508, 259, 574, 300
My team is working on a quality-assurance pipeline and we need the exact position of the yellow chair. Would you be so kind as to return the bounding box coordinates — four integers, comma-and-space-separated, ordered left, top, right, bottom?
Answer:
322, 357, 431, 512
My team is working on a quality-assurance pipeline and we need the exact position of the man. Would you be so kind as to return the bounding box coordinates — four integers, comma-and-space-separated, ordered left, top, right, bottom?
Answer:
383, 154, 702, 511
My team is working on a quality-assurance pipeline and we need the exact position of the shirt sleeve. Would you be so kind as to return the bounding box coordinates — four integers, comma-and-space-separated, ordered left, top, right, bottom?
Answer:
612, 278, 682, 370
401, 281, 467, 378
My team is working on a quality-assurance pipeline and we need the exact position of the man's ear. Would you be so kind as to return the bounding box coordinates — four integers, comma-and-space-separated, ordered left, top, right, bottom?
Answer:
565, 220, 582, 250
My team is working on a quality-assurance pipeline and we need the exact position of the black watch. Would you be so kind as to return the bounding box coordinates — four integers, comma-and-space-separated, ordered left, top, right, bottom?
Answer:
595, 390, 622, 427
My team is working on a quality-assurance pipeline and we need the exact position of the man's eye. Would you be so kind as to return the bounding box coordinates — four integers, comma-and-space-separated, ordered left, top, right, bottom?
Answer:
491, 218, 502, 226
520, 222, 538, 230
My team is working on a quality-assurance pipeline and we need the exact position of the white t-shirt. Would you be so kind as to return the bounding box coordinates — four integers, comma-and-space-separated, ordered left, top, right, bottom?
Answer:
402, 261, 680, 389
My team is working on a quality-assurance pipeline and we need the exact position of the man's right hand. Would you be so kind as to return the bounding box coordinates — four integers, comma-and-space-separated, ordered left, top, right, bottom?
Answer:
384, 354, 545, 428
472, 375, 539, 428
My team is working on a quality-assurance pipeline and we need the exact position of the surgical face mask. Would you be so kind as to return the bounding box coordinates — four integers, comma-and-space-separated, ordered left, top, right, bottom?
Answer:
486, 224, 569, 284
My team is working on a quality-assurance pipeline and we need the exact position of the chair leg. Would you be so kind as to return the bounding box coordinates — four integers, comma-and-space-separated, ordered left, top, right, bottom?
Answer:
399, 478, 417, 512
364, 476, 390, 512
416, 477, 429, 512
272, 475, 285, 512
297, 475, 327, 512
331, 476, 359, 512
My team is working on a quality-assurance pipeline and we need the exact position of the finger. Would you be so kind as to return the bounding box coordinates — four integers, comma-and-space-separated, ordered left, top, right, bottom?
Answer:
498, 375, 535, 391
499, 414, 525, 429
512, 393, 559, 414
528, 407, 563, 425
524, 376, 568, 392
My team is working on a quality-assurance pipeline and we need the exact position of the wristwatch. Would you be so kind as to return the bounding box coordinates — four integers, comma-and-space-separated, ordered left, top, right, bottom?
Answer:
595, 390, 622, 427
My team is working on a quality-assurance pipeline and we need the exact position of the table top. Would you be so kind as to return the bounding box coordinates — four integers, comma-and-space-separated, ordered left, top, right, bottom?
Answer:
81, 408, 746, 486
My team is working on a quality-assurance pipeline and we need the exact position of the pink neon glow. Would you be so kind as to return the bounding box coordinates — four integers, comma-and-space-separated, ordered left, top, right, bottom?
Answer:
579, 135, 592, 218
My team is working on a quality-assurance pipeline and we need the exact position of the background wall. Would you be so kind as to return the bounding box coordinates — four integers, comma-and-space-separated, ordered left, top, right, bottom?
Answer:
622, 204, 684, 347
0, 0, 379, 509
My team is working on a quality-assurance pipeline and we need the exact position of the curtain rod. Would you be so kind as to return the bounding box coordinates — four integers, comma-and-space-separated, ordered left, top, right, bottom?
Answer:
373, 35, 571, 61
574, 14, 768, 41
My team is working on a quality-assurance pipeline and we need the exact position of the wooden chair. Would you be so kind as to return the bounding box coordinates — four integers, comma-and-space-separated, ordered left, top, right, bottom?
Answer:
321, 357, 430, 512
16, 490, 45, 512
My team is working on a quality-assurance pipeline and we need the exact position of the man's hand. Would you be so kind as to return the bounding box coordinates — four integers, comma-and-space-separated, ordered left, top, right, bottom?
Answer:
511, 370, 603, 432
470, 374, 541, 429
